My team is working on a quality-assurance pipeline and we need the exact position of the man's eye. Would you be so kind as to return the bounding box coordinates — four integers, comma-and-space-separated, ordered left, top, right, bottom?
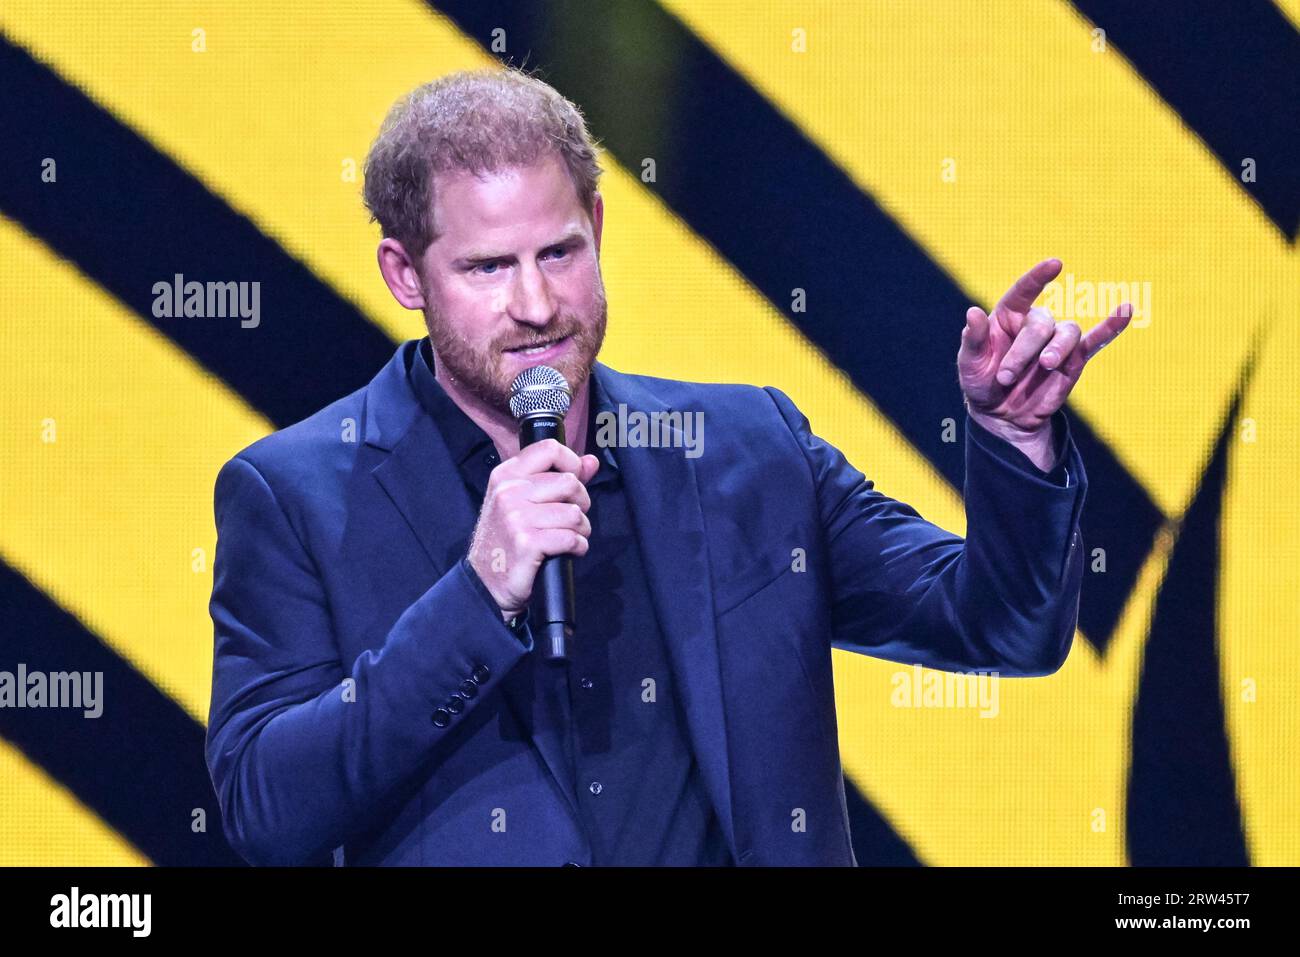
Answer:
547, 246, 568, 260
474, 261, 501, 275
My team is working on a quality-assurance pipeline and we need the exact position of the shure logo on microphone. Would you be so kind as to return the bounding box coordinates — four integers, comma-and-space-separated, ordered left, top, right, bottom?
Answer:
49, 887, 151, 937
594, 404, 704, 459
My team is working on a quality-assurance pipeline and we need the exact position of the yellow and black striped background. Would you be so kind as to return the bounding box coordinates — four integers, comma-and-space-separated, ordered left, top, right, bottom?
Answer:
1, 1, 1297, 866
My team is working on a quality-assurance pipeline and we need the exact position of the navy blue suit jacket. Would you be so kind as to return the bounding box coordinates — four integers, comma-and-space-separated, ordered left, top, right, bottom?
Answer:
205, 340, 1087, 866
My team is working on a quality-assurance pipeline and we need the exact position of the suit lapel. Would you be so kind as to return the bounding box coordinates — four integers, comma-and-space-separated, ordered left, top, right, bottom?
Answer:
357, 346, 738, 851
595, 364, 740, 862
362, 342, 581, 817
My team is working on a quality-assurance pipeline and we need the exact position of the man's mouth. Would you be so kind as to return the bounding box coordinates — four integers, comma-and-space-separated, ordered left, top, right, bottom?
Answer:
504, 334, 570, 357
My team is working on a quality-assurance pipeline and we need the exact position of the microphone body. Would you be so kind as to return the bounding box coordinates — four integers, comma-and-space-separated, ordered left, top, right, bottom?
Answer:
517, 412, 576, 662
509, 366, 577, 664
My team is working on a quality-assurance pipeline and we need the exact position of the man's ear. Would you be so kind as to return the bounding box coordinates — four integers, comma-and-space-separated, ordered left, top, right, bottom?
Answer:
590, 192, 604, 257
377, 238, 427, 310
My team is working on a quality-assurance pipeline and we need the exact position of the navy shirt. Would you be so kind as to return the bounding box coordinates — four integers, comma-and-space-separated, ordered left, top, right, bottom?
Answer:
407, 338, 733, 866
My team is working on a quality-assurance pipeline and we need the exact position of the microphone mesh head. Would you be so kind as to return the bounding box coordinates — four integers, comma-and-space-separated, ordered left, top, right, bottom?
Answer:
509, 365, 572, 420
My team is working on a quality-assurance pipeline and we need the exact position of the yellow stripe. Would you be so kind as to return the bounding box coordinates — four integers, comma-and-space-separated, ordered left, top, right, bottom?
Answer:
662, 0, 1300, 864
0, 740, 148, 865
6, 1, 1294, 863
0, 216, 271, 723
0, 0, 497, 344
1273, 0, 1300, 32
2, 2, 1108, 864
591, 120, 1136, 866
832, 526, 1174, 865
1220, 249, 1300, 865
660, 0, 1294, 519
0, 4, 989, 861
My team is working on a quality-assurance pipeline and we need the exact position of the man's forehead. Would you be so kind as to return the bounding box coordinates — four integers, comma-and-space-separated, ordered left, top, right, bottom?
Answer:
433, 155, 574, 213
430, 164, 587, 253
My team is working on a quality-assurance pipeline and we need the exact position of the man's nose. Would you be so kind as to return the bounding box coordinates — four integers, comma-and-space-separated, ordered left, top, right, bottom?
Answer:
506, 260, 557, 327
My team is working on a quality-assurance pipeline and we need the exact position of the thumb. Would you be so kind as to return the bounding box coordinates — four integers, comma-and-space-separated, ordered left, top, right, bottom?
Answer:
579, 453, 601, 483
958, 305, 990, 364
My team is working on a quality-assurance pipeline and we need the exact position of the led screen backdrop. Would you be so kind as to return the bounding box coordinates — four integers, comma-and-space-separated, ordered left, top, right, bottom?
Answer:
1, 1, 1297, 866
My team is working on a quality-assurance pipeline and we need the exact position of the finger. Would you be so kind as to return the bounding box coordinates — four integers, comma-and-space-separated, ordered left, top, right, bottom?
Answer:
1081, 302, 1133, 361
1036, 340, 1088, 409
506, 437, 583, 477
996, 307, 1057, 386
996, 258, 1063, 315
526, 471, 592, 511
1038, 319, 1082, 371
579, 453, 600, 484
531, 527, 590, 560
529, 502, 592, 537
958, 305, 991, 367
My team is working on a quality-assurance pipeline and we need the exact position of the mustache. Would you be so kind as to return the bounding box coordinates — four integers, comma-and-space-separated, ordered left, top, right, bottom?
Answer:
498, 324, 582, 353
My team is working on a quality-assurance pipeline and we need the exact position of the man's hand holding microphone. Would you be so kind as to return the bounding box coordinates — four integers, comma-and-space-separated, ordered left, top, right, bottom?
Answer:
466, 439, 599, 626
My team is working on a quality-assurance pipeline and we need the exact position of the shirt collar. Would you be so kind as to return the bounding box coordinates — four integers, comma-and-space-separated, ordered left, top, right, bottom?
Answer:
407, 337, 619, 477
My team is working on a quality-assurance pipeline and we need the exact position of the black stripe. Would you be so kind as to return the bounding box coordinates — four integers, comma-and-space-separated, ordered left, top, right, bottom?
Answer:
844, 782, 922, 866
1071, 0, 1300, 240
0, 560, 244, 866
1126, 349, 1255, 865
0, 36, 397, 429
431, 0, 1163, 651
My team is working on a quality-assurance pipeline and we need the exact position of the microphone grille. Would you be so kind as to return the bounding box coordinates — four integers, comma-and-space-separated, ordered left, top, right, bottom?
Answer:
509, 365, 572, 420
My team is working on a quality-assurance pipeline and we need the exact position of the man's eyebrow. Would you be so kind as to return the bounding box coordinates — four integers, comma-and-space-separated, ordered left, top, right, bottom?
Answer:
455, 231, 586, 264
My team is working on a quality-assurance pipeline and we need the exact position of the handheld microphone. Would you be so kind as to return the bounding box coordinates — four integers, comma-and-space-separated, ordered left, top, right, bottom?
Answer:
508, 365, 576, 664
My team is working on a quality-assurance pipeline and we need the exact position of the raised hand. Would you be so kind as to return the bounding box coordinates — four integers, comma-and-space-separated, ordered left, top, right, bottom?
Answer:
957, 258, 1131, 465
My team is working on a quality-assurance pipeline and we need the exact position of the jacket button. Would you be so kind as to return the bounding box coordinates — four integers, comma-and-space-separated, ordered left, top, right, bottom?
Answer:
445, 694, 465, 714
459, 679, 478, 698
562, 861, 582, 867
471, 663, 491, 684
432, 708, 451, 727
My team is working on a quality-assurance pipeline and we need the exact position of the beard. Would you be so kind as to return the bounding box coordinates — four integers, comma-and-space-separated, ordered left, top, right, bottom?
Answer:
425, 280, 608, 416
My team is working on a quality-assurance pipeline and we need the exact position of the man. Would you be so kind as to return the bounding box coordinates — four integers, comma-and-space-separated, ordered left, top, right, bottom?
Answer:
205, 67, 1130, 867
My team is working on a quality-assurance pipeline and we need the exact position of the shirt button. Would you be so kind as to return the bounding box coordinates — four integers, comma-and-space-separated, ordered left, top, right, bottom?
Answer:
579, 677, 593, 690
485, 452, 499, 466
588, 781, 603, 795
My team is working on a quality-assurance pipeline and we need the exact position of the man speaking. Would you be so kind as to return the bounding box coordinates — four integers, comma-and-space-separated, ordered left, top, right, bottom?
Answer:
204, 66, 1130, 866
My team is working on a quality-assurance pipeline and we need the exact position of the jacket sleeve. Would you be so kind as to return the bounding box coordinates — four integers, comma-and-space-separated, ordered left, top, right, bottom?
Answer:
764, 387, 1088, 677
205, 454, 533, 866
